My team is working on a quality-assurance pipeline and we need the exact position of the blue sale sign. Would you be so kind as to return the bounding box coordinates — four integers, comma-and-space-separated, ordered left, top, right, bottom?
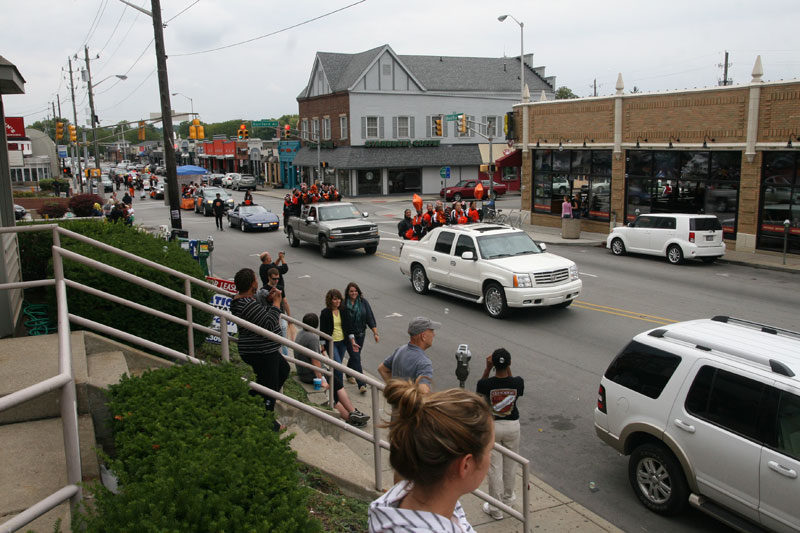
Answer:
205, 277, 238, 344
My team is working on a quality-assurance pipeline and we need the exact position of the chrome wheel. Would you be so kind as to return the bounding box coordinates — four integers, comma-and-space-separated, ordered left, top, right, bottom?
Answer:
667, 244, 683, 265
411, 265, 429, 294
611, 238, 625, 256
635, 457, 671, 505
483, 283, 507, 318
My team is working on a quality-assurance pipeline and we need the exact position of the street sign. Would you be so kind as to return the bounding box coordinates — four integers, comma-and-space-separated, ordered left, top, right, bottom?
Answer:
57, 145, 68, 158
252, 120, 279, 128
445, 113, 462, 122
439, 166, 451, 179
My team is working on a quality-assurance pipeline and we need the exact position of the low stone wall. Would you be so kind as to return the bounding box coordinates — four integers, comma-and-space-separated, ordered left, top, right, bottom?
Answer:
13, 197, 70, 211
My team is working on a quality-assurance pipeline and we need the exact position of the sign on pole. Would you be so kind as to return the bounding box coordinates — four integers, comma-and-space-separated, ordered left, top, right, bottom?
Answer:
439, 166, 451, 179
445, 113, 461, 122
252, 120, 279, 128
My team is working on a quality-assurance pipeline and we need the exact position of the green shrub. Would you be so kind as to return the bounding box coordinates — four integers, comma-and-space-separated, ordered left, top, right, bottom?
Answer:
12, 190, 36, 198
72, 364, 321, 532
38, 202, 68, 219
68, 193, 104, 217
37, 178, 69, 192
17, 219, 213, 355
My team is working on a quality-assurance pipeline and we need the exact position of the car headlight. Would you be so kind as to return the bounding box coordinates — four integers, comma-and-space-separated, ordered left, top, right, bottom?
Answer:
206, 200, 213, 204
513, 274, 532, 288
569, 265, 579, 280
370, 226, 379, 235
330, 229, 342, 234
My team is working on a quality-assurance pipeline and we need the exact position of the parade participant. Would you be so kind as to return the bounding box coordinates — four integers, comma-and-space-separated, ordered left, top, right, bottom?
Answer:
212, 193, 226, 231
422, 203, 435, 230
243, 190, 253, 206
283, 194, 293, 230
398, 209, 413, 239
468, 201, 481, 222
229, 268, 288, 431
450, 202, 468, 224
476, 348, 524, 520
122, 192, 132, 206
342, 281, 379, 394
329, 185, 341, 201
432, 201, 447, 228
368, 381, 493, 532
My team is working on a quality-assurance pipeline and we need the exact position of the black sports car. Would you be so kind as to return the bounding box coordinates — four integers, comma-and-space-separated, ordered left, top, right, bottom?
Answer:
227, 204, 280, 232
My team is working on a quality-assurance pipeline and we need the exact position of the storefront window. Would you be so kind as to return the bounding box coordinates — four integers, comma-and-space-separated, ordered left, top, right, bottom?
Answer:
335, 169, 351, 196
388, 168, 421, 193
532, 149, 612, 220
357, 168, 382, 195
624, 150, 741, 237
759, 152, 800, 254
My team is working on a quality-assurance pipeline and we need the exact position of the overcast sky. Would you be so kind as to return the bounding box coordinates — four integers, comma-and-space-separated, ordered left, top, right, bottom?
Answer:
4, 0, 799, 128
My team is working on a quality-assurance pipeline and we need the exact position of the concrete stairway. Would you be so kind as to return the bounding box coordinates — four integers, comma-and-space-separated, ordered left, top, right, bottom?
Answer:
0, 331, 171, 532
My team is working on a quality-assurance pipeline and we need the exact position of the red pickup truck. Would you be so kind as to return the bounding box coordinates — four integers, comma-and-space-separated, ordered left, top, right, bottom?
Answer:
439, 180, 507, 201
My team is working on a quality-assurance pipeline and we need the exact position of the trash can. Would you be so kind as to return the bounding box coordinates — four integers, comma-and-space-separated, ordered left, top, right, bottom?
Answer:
170, 229, 189, 241
561, 217, 581, 239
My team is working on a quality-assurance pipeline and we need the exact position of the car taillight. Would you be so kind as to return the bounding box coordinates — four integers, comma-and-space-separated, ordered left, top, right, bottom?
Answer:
597, 384, 606, 413
688, 231, 695, 243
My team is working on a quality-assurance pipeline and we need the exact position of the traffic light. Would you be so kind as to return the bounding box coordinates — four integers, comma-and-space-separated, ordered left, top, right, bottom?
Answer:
284, 124, 291, 139
459, 114, 467, 134
56, 122, 64, 140
68, 124, 77, 142
321, 161, 328, 168
238, 124, 245, 140
196, 122, 205, 140
62, 167, 72, 177
189, 118, 199, 139
435, 115, 443, 136
243, 127, 249, 140
138, 121, 146, 141
505, 111, 515, 141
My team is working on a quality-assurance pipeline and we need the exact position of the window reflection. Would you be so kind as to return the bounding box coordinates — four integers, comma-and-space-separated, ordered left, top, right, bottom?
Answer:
532, 150, 612, 221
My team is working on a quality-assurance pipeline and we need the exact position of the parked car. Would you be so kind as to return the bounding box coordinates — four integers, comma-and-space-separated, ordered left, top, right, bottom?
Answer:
440, 180, 507, 201
14, 204, 26, 220
209, 173, 225, 187
595, 316, 800, 532
101, 177, 114, 193
194, 187, 234, 216
222, 173, 238, 188
232, 174, 256, 191
399, 224, 581, 318
227, 204, 280, 232
607, 213, 725, 264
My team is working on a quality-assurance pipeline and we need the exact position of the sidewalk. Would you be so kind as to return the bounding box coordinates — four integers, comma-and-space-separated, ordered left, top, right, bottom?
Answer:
253, 187, 800, 274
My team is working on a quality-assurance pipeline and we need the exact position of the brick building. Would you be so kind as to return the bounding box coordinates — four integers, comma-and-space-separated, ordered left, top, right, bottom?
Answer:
511, 57, 800, 255
293, 44, 556, 196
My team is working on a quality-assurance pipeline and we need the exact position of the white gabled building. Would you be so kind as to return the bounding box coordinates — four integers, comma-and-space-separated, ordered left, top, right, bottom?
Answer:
292, 44, 555, 196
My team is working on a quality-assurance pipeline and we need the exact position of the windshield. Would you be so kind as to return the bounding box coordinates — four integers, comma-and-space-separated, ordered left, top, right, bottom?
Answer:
240, 206, 267, 215
319, 205, 362, 221
205, 187, 230, 198
477, 232, 542, 259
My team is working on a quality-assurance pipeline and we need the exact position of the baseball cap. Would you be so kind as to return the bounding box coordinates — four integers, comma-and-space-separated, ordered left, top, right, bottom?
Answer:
408, 316, 441, 336
492, 348, 511, 369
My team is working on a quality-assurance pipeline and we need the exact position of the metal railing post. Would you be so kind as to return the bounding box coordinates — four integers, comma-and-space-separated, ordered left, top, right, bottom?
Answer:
51, 228, 82, 509
371, 384, 383, 491
219, 314, 230, 362
184, 279, 194, 358
522, 461, 531, 533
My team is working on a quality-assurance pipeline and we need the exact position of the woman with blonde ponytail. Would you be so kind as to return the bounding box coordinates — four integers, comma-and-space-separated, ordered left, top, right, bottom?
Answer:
368, 378, 494, 532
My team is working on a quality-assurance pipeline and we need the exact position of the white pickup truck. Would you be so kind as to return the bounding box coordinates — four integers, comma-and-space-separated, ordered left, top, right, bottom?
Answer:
285, 202, 380, 257
399, 224, 582, 318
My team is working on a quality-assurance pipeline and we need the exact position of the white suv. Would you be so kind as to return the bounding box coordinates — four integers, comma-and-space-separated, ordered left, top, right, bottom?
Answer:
607, 213, 725, 264
595, 317, 800, 532
398, 224, 581, 318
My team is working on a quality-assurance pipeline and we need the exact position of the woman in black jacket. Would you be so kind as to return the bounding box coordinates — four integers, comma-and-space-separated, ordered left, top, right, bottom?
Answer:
319, 288, 359, 391
343, 282, 378, 394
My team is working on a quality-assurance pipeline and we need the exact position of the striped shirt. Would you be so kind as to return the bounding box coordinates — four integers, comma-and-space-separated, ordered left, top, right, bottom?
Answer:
368, 480, 475, 533
229, 297, 281, 356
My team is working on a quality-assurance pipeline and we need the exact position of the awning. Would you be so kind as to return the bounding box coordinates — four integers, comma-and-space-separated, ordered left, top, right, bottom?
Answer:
477, 142, 511, 164
495, 149, 521, 168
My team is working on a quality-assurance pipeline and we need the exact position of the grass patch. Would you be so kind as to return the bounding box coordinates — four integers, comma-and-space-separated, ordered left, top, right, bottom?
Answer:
299, 464, 369, 533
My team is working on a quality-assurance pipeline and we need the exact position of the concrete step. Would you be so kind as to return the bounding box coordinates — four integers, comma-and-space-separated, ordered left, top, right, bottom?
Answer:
0, 414, 100, 532
86, 351, 129, 452
0, 332, 89, 425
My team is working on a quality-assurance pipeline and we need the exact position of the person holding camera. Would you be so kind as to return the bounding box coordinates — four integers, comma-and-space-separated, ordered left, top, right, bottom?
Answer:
230, 268, 289, 431
476, 348, 524, 520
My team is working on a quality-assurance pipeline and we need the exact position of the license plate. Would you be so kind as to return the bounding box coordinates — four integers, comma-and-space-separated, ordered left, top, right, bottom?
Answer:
705, 235, 714, 241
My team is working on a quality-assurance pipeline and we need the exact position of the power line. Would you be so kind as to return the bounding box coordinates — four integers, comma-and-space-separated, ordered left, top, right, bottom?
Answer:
165, 0, 200, 24
172, 0, 367, 57
96, 2, 129, 57
77, 0, 107, 54
100, 68, 157, 111
95, 3, 143, 75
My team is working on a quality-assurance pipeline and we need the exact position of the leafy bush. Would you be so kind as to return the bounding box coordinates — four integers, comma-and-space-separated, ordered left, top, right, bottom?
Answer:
12, 190, 36, 198
37, 178, 69, 192
38, 201, 68, 219
17, 219, 213, 355
72, 364, 321, 532
68, 193, 104, 217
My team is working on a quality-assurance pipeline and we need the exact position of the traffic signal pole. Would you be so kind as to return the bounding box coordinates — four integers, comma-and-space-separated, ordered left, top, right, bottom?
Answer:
67, 57, 83, 193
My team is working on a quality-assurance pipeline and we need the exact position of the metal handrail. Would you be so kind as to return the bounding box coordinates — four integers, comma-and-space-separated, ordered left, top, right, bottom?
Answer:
0, 223, 532, 532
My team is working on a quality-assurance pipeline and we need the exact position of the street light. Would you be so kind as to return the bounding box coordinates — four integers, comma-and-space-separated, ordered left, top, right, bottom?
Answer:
171, 92, 194, 118
84, 45, 128, 173
94, 74, 128, 87
498, 14, 525, 100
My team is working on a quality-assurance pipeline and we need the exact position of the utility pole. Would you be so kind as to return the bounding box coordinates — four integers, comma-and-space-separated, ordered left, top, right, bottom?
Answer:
84, 46, 101, 171
151, 0, 182, 230
52, 101, 62, 173
718, 51, 732, 86
593, 79, 597, 97
68, 57, 83, 193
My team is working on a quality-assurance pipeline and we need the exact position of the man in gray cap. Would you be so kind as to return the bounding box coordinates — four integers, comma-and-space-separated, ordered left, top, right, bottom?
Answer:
377, 316, 440, 394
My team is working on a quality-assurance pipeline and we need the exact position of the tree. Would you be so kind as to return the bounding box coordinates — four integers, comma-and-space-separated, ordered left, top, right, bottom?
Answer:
555, 86, 579, 100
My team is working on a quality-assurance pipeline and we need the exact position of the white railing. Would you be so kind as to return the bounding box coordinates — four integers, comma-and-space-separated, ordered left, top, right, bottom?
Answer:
0, 223, 531, 532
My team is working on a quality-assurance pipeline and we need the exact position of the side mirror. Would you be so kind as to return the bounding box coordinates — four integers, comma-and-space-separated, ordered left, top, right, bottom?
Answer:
362, 212, 369, 218
461, 251, 475, 261
539, 243, 547, 252
627, 222, 633, 227
305, 216, 315, 223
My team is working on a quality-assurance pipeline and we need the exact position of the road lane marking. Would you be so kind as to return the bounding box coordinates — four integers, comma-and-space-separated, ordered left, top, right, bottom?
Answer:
580, 272, 598, 278
385, 312, 403, 318
574, 301, 675, 325
376, 251, 399, 262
